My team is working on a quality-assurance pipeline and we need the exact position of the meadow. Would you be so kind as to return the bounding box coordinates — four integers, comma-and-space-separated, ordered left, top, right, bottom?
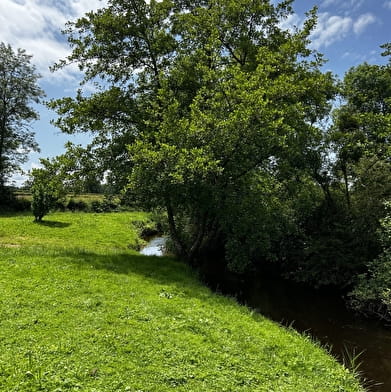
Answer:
0, 212, 363, 391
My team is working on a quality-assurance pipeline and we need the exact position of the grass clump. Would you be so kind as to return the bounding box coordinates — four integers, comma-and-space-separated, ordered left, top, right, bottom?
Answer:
0, 212, 363, 391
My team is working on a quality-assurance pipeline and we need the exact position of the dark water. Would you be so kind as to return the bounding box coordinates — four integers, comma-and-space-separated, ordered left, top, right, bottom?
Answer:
203, 269, 391, 391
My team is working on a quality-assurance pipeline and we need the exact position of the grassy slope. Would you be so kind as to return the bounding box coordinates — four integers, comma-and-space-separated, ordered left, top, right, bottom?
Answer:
0, 212, 363, 392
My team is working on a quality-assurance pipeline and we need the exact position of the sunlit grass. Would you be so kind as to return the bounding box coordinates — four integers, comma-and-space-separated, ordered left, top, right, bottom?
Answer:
0, 212, 363, 391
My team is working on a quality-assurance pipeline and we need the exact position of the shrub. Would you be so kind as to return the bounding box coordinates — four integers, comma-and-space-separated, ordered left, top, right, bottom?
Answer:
31, 184, 58, 221
67, 198, 88, 212
90, 196, 120, 213
30, 160, 66, 221
90, 200, 103, 212
349, 253, 391, 322
13, 197, 31, 212
348, 202, 391, 322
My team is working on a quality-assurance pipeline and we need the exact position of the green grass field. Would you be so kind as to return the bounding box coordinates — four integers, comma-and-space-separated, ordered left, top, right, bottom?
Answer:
0, 212, 363, 391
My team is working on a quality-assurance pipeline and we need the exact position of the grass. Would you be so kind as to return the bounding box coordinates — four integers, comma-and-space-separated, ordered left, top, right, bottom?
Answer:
0, 212, 364, 391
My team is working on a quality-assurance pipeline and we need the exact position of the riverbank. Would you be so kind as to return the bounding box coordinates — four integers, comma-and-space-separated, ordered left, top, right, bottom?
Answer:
0, 212, 363, 391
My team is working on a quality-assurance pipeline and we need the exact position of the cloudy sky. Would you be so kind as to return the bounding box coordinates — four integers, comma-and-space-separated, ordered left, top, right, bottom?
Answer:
0, 0, 390, 185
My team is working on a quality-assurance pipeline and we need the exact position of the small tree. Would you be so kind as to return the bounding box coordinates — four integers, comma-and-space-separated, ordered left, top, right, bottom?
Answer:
30, 159, 65, 221
0, 42, 45, 199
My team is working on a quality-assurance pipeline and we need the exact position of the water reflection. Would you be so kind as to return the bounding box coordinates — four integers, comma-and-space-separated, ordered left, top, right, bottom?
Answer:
140, 236, 166, 256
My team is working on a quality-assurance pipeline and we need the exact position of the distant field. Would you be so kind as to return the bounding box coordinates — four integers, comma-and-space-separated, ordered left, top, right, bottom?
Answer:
14, 192, 108, 202
0, 212, 363, 391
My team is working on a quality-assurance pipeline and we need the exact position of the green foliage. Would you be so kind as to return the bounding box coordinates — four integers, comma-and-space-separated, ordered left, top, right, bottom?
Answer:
2, 193, 123, 214
349, 203, 391, 322
66, 197, 87, 211
0, 187, 31, 212
31, 185, 56, 221
45, 0, 390, 322
30, 159, 66, 221
51, 0, 336, 270
0, 212, 363, 391
0, 42, 44, 192
36, 143, 107, 195
284, 197, 371, 287
67, 194, 122, 213
282, 49, 391, 290
10, 195, 31, 212
330, 61, 391, 206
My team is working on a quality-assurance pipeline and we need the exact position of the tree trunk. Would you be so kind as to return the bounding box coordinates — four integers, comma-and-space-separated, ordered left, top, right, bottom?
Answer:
341, 164, 351, 209
165, 198, 187, 259
188, 212, 209, 264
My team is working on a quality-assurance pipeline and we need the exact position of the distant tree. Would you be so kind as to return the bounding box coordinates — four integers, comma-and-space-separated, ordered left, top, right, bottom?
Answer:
296, 47, 391, 287
330, 60, 391, 208
0, 42, 45, 200
49, 142, 106, 194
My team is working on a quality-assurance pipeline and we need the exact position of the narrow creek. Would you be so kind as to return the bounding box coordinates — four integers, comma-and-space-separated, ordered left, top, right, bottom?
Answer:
141, 237, 391, 391
139, 236, 166, 256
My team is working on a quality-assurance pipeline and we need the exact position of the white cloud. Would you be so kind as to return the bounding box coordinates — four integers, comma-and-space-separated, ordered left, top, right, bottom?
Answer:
310, 13, 353, 49
321, 0, 338, 7
30, 161, 43, 171
0, 0, 107, 82
279, 13, 302, 33
384, 1, 391, 9
309, 11, 377, 49
347, 0, 365, 12
353, 13, 376, 35
321, 0, 365, 13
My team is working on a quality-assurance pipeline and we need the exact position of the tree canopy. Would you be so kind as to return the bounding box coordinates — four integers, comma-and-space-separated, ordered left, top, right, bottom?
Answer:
0, 42, 44, 196
51, 0, 336, 269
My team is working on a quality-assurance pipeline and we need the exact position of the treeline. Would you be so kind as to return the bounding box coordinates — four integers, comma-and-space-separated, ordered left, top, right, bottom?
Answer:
1, 0, 390, 321
1, 192, 124, 214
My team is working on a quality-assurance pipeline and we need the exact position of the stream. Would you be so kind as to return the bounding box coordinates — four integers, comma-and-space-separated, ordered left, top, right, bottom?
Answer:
139, 236, 166, 256
141, 237, 391, 391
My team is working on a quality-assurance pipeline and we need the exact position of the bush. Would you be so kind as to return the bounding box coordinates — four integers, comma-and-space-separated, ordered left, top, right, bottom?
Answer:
348, 202, 391, 322
64, 195, 121, 212
90, 200, 103, 212
131, 218, 161, 239
67, 198, 88, 212
0, 188, 31, 212
90, 196, 120, 213
31, 185, 55, 221
0, 195, 31, 212
13, 197, 31, 212
30, 162, 66, 221
349, 253, 391, 322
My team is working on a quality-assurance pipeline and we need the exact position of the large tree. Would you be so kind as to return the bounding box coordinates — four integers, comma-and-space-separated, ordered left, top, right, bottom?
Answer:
51, 0, 336, 269
0, 42, 44, 195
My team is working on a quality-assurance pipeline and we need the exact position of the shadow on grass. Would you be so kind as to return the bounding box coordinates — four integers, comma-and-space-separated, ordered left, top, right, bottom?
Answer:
59, 248, 202, 292
35, 220, 72, 228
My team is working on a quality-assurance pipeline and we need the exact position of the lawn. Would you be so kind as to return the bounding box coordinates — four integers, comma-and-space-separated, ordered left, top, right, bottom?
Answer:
0, 212, 363, 391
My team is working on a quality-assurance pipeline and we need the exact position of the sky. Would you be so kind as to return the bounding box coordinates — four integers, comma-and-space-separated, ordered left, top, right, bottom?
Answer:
0, 0, 390, 186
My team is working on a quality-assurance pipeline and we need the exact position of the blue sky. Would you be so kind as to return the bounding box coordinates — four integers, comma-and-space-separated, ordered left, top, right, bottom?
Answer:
0, 0, 390, 185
